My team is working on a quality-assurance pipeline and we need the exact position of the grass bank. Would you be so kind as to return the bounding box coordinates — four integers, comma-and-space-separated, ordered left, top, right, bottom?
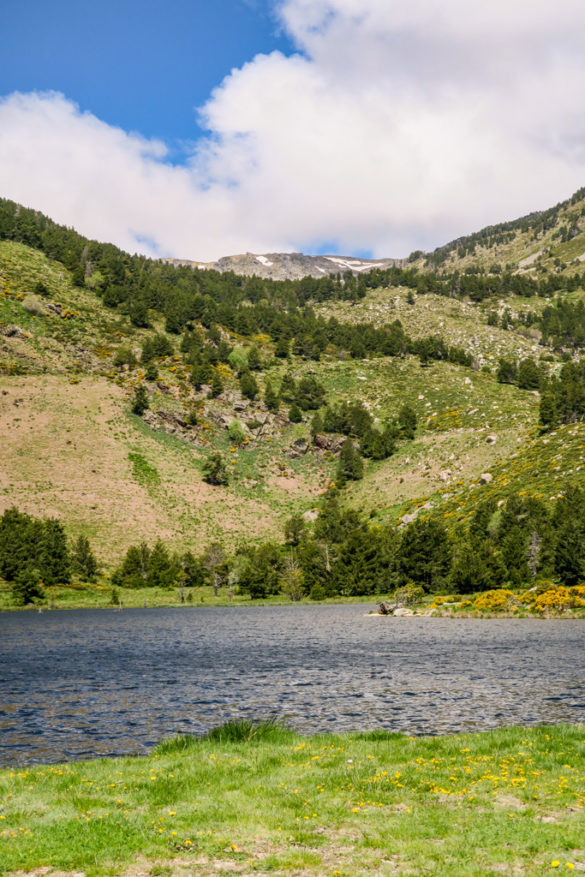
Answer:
0, 580, 388, 612
1, 723, 584, 876
3, 580, 585, 618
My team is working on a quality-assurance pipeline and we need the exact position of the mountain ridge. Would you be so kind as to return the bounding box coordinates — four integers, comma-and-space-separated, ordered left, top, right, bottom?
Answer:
165, 251, 403, 280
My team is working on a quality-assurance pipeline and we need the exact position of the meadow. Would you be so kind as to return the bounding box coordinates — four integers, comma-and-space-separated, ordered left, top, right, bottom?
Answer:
1, 722, 584, 876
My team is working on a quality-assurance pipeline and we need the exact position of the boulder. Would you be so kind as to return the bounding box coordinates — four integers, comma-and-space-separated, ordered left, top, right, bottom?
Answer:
486, 434, 497, 445
2, 324, 31, 339
285, 439, 309, 458
393, 607, 415, 617
314, 434, 345, 453
480, 472, 493, 485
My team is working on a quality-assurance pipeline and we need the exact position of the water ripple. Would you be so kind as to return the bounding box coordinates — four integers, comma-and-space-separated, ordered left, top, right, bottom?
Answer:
1, 606, 585, 765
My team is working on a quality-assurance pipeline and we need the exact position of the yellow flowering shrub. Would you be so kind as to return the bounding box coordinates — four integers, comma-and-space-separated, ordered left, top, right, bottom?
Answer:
473, 589, 514, 612
533, 587, 572, 612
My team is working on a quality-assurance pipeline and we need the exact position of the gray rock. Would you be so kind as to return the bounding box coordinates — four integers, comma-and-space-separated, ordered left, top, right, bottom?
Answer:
480, 472, 493, 484
2, 324, 31, 339
285, 439, 309, 458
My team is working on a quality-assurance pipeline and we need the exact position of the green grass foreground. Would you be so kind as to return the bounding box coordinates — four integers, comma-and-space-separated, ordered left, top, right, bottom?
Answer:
1, 723, 585, 876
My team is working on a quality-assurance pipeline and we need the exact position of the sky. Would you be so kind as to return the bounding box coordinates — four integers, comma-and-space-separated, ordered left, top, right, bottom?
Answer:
1, 0, 585, 261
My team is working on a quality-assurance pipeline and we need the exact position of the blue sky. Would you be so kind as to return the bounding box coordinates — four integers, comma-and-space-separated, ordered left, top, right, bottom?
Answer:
2, 0, 294, 143
1, 0, 584, 260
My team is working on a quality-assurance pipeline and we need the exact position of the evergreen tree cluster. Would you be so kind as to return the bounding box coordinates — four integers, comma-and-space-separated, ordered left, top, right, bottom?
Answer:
449, 488, 585, 590
0, 508, 97, 604
3, 196, 577, 389
320, 400, 417, 466
111, 539, 181, 589
539, 360, 585, 430
278, 373, 326, 412
536, 299, 585, 351
496, 356, 543, 390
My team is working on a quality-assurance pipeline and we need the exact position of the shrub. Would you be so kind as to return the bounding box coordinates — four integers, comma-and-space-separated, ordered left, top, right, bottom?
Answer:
228, 347, 247, 372
203, 452, 229, 485
393, 582, 424, 606
309, 583, 327, 601
473, 589, 514, 612
228, 420, 246, 445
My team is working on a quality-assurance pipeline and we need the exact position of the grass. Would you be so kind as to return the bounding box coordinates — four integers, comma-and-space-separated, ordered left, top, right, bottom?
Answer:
0, 579, 392, 611
1, 722, 584, 875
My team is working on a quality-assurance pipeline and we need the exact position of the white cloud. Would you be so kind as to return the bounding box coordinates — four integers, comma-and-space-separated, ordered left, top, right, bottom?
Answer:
1, 0, 585, 260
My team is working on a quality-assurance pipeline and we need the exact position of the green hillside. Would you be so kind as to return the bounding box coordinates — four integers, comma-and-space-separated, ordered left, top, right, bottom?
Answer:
2, 192, 585, 603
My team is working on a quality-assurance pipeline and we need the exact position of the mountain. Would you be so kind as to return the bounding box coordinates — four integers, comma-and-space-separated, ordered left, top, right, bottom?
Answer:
1, 190, 585, 597
166, 251, 402, 280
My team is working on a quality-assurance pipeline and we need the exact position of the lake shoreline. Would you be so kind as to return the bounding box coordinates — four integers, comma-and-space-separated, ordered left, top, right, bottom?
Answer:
3, 580, 584, 617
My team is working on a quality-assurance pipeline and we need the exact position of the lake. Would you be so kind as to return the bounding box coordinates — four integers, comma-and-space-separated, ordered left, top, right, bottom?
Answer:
1, 605, 584, 765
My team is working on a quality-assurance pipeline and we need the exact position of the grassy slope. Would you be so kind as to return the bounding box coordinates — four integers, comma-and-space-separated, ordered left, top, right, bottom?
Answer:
413, 190, 585, 275
1, 724, 584, 876
1, 228, 585, 568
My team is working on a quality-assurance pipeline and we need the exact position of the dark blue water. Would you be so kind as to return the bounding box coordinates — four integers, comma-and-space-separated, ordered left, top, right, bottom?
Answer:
1, 606, 584, 765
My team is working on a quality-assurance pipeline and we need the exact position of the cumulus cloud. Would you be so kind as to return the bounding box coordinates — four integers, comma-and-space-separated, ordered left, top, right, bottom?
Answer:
1, 0, 585, 259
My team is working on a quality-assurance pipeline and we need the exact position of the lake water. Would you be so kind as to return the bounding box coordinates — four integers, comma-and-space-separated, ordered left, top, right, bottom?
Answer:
1, 605, 585, 766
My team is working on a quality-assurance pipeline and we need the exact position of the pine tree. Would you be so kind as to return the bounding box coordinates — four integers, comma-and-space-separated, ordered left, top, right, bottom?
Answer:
146, 539, 176, 588
247, 346, 261, 370
284, 514, 305, 546
132, 385, 149, 415
71, 535, 98, 581
145, 361, 158, 381
264, 380, 279, 411
239, 369, 259, 401
275, 337, 289, 358
288, 403, 303, 422
112, 543, 150, 588
398, 404, 417, 439
279, 372, 297, 402
12, 567, 44, 606
40, 518, 70, 585
336, 438, 363, 486
517, 358, 541, 390
203, 452, 229, 485
209, 371, 223, 398
398, 517, 452, 592
539, 392, 558, 431
310, 412, 323, 440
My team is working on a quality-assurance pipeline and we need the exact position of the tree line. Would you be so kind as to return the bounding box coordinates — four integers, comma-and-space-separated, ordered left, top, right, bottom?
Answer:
4, 483, 585, 604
